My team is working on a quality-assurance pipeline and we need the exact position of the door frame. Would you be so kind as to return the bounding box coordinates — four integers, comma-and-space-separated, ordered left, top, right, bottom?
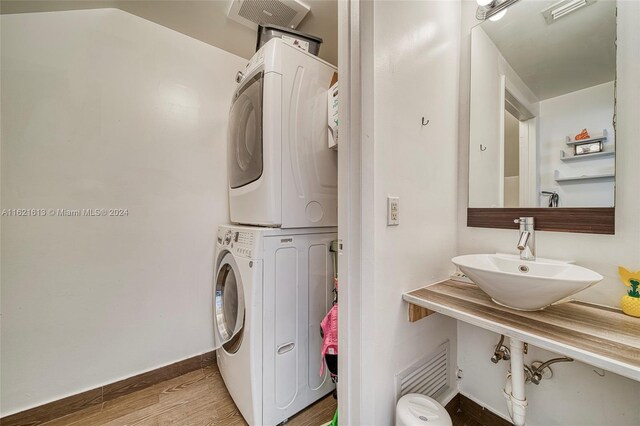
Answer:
337, 0, 375, 423
498, 75, 506, 207
502, 78, 538, 208
519, 117, 538, 207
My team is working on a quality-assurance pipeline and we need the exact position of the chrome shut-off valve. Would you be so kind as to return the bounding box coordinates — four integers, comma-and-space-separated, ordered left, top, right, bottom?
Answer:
490, 335, 511, 364
526, 357, 574, 385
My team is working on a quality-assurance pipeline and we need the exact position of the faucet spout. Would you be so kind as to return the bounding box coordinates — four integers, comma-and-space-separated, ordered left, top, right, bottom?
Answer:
514, 217, 536, 261
516, 231, 530, 251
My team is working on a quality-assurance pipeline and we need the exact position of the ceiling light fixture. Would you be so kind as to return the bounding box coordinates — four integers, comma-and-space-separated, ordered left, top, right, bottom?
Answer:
476, 0, 520, 22
541, 0, 596, 25
489, 9, 508, 21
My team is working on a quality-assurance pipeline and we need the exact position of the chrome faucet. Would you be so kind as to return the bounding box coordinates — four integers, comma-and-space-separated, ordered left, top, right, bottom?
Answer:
514, 217, 535, 261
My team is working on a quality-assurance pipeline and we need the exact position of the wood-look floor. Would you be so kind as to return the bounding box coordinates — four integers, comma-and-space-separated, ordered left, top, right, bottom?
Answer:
32, 362, 493, 426
39, 364, 336, 426
29, 359, 501, 426
447, 395, 512, 426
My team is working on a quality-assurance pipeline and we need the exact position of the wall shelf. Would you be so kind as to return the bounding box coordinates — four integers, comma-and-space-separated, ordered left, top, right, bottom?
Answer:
554, 170, 615, 182
565, 129, 608, 146
403, 280, 640, 383
560, 150, 615, 162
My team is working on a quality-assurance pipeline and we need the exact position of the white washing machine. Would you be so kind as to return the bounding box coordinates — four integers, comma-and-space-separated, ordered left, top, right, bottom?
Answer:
227, 38, 338, 228
213, 225, 336, 425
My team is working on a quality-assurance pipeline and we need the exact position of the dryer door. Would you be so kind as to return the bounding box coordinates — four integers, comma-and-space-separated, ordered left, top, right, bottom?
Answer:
228, 73, 263, 189
214, 252, 245, 354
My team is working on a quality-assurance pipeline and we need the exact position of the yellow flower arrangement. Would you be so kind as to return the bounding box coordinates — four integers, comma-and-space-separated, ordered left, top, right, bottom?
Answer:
618, 266, 640, 317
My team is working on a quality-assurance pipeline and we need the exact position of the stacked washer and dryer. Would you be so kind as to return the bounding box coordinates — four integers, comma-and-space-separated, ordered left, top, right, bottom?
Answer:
213, 37, 338, 426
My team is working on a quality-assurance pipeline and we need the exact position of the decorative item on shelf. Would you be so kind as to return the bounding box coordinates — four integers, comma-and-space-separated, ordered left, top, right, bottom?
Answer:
575, 141, 603, 156
565, 129, 607, 147
571, 128, 603, 156
618, 266, 640, 318
575, 128, 591, 141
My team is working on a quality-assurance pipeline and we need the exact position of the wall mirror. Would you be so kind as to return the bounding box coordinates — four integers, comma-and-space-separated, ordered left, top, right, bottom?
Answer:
467, 0, 616, 234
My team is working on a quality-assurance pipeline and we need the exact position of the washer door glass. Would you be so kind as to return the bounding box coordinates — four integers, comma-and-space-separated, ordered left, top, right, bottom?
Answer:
228, 73, 263, 189
214, 254, 245, 354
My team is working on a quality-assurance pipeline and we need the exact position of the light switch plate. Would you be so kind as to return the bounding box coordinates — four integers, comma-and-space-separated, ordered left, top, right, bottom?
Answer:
387, 196, 399, 226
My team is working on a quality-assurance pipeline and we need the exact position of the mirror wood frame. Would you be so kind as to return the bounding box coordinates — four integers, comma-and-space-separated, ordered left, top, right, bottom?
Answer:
467, 207, 615, 235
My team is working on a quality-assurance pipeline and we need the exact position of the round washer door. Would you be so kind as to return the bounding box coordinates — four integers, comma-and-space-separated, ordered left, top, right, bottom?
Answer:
214, 252, 245, 354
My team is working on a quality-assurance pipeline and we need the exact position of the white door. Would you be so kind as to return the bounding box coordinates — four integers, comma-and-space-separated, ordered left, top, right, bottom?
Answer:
228, 73, 264, 189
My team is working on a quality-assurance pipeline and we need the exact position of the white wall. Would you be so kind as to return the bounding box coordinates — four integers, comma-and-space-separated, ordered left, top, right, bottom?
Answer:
363, 1, 462, 423
457, 1, 640, 424
0, 9, 246, 415
538, 82, 616, 207
458, 322, 640, 426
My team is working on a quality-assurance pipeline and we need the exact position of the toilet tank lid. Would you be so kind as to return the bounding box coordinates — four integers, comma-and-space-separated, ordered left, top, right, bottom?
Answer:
396, 394, 452, 426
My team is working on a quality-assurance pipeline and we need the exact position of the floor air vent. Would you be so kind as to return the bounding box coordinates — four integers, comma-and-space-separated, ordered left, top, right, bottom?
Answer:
396, 341, 450, 399
228, 0, 310, 30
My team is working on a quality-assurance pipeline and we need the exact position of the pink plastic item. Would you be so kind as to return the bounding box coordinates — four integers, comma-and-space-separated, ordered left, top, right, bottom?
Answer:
319, 279, 338, 375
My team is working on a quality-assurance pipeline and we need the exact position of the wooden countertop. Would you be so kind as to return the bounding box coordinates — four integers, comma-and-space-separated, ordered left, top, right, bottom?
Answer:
403, 280, 640, 382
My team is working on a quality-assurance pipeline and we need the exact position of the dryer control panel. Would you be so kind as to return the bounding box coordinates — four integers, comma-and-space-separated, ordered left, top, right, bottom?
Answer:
244, 49, 265, 76
217, 227, 257, 259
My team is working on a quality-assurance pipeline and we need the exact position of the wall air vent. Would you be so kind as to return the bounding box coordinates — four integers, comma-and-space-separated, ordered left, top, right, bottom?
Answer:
227, 0, 310, 30
396, 341, 450, 400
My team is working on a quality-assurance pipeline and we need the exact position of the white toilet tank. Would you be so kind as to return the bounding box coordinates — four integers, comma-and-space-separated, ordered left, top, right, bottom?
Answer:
396, 394, 452, 426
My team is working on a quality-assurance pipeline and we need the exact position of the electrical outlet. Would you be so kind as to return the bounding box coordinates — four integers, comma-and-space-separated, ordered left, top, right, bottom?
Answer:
387, 196, 399, 226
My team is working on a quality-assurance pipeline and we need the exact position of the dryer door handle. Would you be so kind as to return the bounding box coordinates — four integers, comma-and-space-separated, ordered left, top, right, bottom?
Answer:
277, 342, 295, 355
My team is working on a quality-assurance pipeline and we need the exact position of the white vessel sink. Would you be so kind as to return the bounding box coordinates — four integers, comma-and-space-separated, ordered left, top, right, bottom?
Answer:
451, 254, 603, 311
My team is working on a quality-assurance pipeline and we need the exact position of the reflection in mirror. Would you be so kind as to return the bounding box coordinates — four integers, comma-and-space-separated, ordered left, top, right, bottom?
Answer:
469, 0, 616, 208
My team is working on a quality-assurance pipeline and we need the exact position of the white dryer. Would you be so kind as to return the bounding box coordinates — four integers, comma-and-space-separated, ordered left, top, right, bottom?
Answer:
213, 225, 336, 425
227, 38, 338, 228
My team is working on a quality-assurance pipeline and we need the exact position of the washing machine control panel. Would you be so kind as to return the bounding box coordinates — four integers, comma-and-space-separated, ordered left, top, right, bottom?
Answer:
217, 228, 256, 259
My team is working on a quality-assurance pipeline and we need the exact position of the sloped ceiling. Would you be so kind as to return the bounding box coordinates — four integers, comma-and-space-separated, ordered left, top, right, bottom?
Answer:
480, 0, 616, 100
1, 0, 338, 65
